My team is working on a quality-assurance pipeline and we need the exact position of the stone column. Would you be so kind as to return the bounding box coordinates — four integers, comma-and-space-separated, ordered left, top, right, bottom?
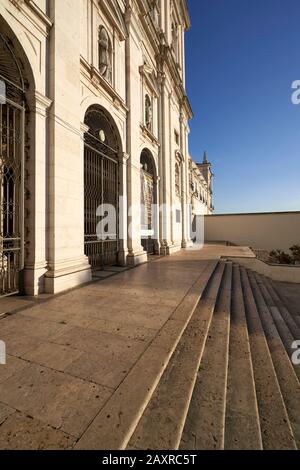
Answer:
118, 152, 129, 265
179, 112, 187, 248
153, 175, 161, 254
183, 122, 193, 247
44, 0, 91, 293
158, 72, 174, 254
23, 91, 52, 295
125, 4, 147, 266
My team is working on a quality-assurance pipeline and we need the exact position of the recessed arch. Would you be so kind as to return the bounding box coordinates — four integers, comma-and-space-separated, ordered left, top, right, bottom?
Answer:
140, 147, 157, 178
0, 15, 36, 99
140, 148, 158, 255
83, 104, 123, 269
0, 16, 35, 297
84, 104, 122, 157
81, 96, 124, 151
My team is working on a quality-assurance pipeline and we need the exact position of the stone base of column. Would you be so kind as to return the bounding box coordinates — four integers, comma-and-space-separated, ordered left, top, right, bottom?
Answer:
154, 241, 161, 255
126, 250, 148, 267
118, 248, 129, 266
23, 262, 48, 296
44, 256, 92, 294
160, 243, 182, 256
183, 239, 194, 249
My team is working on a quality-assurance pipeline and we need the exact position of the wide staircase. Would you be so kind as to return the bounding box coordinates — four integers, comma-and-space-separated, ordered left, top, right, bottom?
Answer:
76, 260, 300, 450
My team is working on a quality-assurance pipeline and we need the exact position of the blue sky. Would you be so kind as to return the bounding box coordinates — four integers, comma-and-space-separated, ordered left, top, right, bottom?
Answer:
186, 0, 300, 213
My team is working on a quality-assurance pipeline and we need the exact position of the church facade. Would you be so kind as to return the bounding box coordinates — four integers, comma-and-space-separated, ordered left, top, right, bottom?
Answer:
0, 0, 213, 297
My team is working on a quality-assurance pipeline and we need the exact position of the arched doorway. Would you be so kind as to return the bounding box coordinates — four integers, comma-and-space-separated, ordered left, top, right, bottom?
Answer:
140, 149, 157, 255
0, 32, 26, 296
83, 105, 120, 269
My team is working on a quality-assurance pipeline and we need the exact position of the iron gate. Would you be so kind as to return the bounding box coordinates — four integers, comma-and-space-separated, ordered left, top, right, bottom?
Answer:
141, 168, 155, 255
84, 144, 119, 269
0, 99, 24, 296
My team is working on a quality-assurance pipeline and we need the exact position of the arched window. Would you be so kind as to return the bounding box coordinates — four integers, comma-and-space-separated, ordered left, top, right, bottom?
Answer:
99, 26, 112, 84
145, 94, 152, 131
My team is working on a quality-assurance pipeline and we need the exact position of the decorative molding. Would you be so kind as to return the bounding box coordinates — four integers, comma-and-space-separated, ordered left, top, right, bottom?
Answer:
9, 0, 23, 9
139, 63, 159, 98
80, 57, 129, 113
24, 0, 53, 29
121, 152, 130, 162
80, 123, 89, 135
26, 90, 52, 109
175, 149, 184, 163
98, 0, 128, 41
140, 123, 159, 146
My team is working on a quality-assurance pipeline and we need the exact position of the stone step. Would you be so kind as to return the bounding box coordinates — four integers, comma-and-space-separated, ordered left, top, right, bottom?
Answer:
253, 273, 300, 384
224, 265, 262, 450
263, 276, 300, 338
248, 271, 300, 449
75, 259, 219, 450
179, 262, 232, 450
127, 261, 227, 450
240, 267, 296, 450
269, 279, 300, 330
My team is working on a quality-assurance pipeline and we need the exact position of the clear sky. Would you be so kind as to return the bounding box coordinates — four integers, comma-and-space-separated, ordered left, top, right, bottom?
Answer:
185, 0, 300, 214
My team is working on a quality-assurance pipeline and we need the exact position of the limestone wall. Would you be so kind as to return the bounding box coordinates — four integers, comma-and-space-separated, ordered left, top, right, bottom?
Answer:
205, 212, 300, 251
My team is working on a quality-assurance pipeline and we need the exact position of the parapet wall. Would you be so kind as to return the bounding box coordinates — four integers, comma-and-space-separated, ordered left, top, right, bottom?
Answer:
204, 211, 300, 252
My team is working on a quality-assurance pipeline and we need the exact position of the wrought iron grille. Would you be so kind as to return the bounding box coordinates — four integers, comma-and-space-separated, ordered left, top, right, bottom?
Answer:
0, 101, 24, 296
84, 145, 119, 269
140, 168, 155, 255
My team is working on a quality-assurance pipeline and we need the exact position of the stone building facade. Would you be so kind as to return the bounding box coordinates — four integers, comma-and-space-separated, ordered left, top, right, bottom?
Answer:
0, 0, 213, 297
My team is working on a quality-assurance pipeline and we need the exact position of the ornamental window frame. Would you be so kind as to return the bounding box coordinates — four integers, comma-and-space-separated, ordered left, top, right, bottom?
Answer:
98, 25, 113, 85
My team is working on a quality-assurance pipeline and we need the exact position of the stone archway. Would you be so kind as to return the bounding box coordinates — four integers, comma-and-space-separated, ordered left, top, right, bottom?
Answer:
83, 104, 122, 269
0, 27, 34, 297
140, 148, 158, 255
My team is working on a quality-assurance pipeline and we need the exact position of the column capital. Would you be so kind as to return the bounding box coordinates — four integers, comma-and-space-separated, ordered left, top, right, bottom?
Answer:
80, 123, 89, 136
26, 90, 52, 110
120, 152, 130, 162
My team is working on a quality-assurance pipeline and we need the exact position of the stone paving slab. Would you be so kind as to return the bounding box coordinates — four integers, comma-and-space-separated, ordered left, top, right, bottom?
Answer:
0, 297, 35, 315
64, 351, 132, 389
22, 343, 84, 373
0, 363, 111, 437
0, 355, 28, 384
51, 325, 148, 363
0, 331, 44, 357
0, 412, 75, 450
0, 402, 15, 425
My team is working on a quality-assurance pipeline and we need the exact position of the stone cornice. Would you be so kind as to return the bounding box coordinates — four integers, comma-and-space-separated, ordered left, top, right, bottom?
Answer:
180, 0, 191, 30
